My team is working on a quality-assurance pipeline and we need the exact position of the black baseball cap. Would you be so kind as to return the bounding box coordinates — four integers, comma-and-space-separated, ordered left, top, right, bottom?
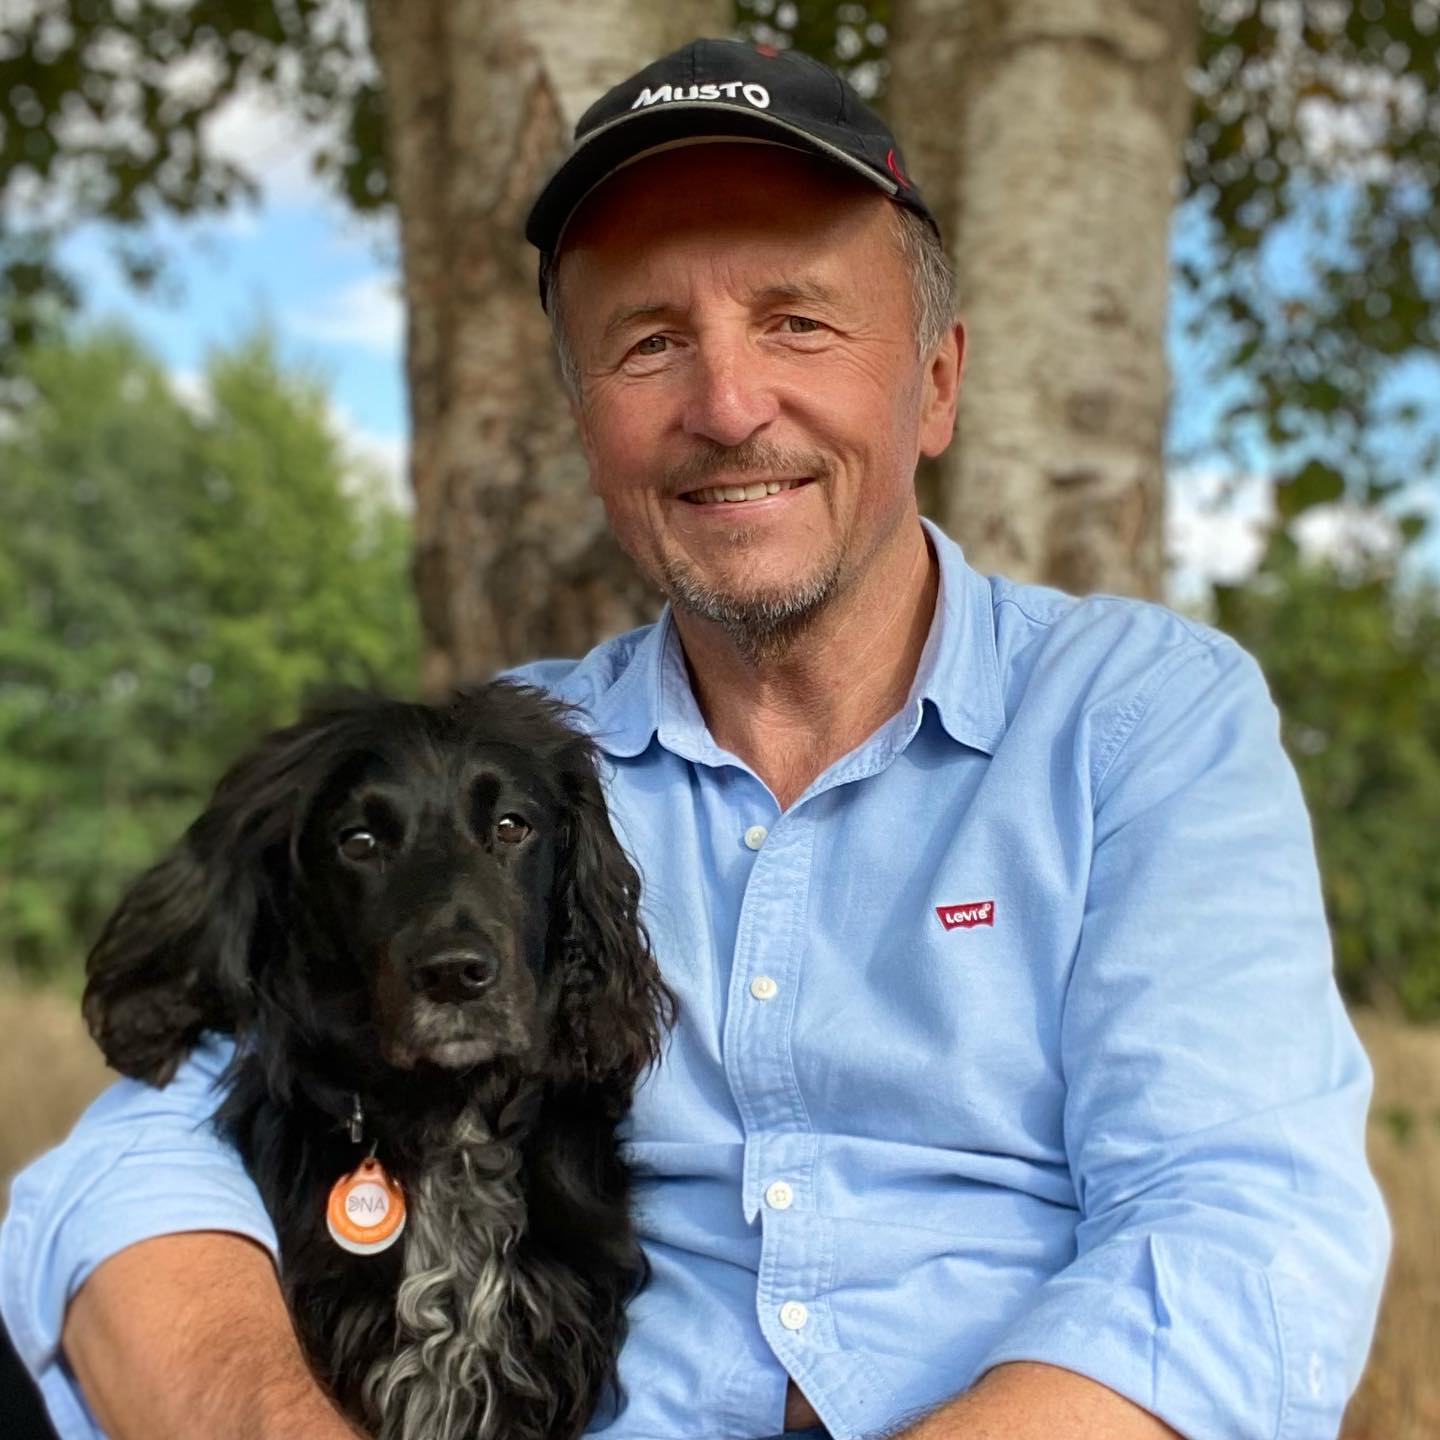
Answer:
525, 37, 939, 308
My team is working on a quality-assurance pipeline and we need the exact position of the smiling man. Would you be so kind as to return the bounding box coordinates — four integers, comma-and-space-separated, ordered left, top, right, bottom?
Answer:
2, 38, 1388, 1440
552, 139, 953, 817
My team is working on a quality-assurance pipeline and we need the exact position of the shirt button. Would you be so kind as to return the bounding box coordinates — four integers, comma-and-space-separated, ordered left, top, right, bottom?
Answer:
749, 975, 779, 1001
765, 1180, 794, 1210
743, 824, 769, 850
778, 1300, 809, 1331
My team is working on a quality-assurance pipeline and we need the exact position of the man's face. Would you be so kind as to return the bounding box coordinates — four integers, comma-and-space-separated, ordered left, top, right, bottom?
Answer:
556, 145, 958, 653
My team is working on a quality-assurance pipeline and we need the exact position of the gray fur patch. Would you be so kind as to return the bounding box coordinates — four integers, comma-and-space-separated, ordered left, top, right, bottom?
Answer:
361, 1108, 549, 1440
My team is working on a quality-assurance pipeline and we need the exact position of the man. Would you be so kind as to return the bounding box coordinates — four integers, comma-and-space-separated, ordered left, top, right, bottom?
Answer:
2, 38, 1388, 1440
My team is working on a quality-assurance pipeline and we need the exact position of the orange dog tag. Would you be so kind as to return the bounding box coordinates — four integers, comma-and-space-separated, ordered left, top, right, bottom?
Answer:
326, 1157, 407, 1256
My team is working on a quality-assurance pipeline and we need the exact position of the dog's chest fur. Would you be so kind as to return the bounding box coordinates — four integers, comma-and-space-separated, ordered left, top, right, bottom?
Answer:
237, 1092, 627, 1440
359, 1110, 535, 1440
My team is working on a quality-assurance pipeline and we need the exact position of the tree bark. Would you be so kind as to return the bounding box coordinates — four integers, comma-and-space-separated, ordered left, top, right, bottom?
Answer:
890, 0, 1197, 598
368, 0, 727, 693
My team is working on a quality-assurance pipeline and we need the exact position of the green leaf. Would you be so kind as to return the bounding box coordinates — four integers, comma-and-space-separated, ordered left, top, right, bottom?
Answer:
1274, 460, 1345, 520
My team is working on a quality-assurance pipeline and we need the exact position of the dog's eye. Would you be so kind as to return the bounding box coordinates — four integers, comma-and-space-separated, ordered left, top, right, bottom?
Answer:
495, 814, 531, 846
339, 829, 380, 862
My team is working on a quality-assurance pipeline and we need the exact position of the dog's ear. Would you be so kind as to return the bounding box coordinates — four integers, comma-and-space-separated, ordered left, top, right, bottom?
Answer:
82, 706, 349, 1086
551, 750, 674, 1093
82, 830, 265, 1085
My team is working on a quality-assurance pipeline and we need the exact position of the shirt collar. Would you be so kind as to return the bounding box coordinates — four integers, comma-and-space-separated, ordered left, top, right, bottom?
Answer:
907, 517, 1007, 755
584, 517, 1006, 761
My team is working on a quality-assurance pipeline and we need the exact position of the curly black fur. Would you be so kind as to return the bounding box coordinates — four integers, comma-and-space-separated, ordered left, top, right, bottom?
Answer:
82, 683, 673, 1440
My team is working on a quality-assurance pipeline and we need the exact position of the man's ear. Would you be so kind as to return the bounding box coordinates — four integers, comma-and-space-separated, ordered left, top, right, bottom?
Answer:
919, 320, 966, 459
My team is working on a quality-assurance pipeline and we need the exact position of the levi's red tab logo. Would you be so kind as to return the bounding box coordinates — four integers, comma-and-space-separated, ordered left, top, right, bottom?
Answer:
936, 900, 995, 931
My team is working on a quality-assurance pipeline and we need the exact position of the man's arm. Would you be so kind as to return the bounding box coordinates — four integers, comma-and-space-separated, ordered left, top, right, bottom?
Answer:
893, 1363, 1180, 1438
64, 1232, 360, 1440
0, 1039, 350, 1437
908, 634, 1386, 1439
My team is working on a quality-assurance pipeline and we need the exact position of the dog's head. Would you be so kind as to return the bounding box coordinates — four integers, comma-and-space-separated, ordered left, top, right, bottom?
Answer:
83, 684, 671, 1096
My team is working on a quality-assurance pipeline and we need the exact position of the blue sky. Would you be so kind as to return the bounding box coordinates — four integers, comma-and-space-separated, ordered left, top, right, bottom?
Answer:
55, 88, 1438, 600
61, 198, 407, 497
58, 84, 409, 498
66, 207, 404, 433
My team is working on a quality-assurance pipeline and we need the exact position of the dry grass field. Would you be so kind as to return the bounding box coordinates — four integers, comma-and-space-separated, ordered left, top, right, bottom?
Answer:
0, 984, 1435, 1434
0, 982, 109, 1210
1341, 1012, 1440, 1439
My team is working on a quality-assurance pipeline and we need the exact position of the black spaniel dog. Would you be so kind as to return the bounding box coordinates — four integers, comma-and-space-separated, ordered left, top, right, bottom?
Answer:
82, 683, 673, 1440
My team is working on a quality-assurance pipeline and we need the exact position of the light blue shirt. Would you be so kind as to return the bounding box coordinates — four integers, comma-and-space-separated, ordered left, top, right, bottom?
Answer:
2, 522, 1389, 1440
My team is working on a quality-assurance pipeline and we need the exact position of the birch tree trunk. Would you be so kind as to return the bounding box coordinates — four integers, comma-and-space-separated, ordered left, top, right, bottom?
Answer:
890, 0, 1197, 597
368, 0, 727, 693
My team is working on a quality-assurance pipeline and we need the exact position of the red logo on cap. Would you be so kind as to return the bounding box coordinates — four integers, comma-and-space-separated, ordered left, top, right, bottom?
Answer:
755, 43, 779, 58
936, 900, 995, 931
886, 148, 910, 188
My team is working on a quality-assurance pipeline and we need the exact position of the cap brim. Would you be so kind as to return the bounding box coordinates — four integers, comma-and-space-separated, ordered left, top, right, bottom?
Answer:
525, 102, 899, 255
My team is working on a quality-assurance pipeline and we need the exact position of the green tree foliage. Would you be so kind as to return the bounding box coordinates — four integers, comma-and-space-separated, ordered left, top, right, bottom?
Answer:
0, 327, 418, 980
1215, 558, 1440, 1018
1182, 0, 1439, 549
0, 0, 386, 372
1182, 1, 1440, 1016
735, 0, 890, 90
3, 0, 1437, 1015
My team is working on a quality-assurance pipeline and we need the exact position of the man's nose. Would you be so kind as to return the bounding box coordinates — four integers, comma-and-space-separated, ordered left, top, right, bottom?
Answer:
680, 336, 778, 448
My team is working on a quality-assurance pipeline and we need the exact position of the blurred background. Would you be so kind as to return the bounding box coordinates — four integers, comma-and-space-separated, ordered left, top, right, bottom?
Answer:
0, 0, 1436, 1434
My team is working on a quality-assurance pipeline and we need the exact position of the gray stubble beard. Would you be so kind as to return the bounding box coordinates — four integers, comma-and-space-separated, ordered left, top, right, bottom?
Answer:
650, 440, 846, 663
659, 543, 845, 664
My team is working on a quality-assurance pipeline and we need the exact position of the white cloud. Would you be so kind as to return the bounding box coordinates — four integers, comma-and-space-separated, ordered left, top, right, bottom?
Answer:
292, 274, 404, 353
168, 366, 215, 418
197, 0, 379, 218
1293, 501, 1402, 570
1296, 69, 1427, 178
1166, 467, 1272, 603
202, 85, 334, 212
1167, 465, 1413, 605
332, 406, 410, 511
345, 423, 414, 509
165, 365, 409, 510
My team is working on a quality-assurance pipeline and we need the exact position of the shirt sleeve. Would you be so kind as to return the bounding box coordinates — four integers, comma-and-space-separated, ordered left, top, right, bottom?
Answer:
0, 1036, 276, 1414
974, 636, 1390, 1440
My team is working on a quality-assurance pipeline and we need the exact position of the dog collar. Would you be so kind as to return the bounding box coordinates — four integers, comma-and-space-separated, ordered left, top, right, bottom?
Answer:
323, 1091, 408, 1256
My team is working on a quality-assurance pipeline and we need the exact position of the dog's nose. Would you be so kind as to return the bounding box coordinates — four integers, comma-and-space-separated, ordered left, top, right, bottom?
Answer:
411, 951, 499, 1005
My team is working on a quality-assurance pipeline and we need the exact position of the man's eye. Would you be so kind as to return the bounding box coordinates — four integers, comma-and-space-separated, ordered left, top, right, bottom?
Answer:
339, 829, 379, 862
781, 315, 822, 334
496, 814, 532, 845
633, 335, 669, 356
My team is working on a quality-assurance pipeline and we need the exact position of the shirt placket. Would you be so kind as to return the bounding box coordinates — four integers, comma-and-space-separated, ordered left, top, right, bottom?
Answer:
720, 801, 838, 1402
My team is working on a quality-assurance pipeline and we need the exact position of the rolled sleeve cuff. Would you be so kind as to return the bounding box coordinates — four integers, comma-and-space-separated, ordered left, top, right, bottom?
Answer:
973, 1234, 1359, 1440
0, 1049, 277, 1386
3, 1139, 278, 1372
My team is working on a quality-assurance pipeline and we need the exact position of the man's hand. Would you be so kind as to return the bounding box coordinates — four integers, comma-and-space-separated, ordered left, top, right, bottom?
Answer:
63, 1231, 363, 1440
894, 1362, 1183, 1439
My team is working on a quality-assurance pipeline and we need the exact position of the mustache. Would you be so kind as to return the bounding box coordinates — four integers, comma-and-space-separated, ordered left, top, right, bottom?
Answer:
664, 438, 831, 494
